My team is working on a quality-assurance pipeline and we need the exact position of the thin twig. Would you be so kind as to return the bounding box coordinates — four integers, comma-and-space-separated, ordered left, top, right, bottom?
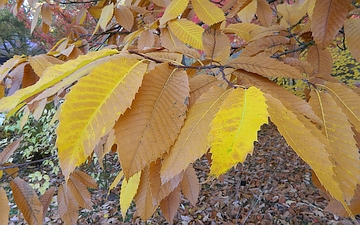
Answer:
0, 155, 57, 170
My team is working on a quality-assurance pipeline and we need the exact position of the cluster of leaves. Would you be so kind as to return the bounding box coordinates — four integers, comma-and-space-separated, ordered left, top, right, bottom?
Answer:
1, 0, 360, 224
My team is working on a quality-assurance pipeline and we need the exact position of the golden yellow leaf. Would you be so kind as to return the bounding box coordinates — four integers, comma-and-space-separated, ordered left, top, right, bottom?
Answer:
114, 64, 188, 178
93, 3, 114, 35
114, 5, 134, 31
228, 56, 304, 79
310, 0, 350, 48
223, 23, 264, 42
57, 185, 78, 225
256, 0, 273, 27
0, 85, 4, 99
325, 184, 360, 217
344, 18, 360, 62
159, 0, 189, 26
191, 0, 225, 26
277, 0, 310, 27
168, 19, 204, 50
134, 167, 157, 221
0, 49, 117, 113
57, 57, 147, 179
179, 165, 199, 206
0, 188, 9, 225
161, 86, 231, 183
159, 186, 181, 223
265, 94, 344, 203
108, 171, 123, 196
10, 177, 43, 225
319, 82, 360, 134
120, 171, 141, 217
209, 87, 269, 176
309, 90, 360, 201
237, 0, 256, 23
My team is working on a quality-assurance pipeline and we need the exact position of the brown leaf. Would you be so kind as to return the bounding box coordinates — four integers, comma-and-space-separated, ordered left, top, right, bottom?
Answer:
41, 3, 52, 26
0, 137, 22, 164
58, 185, 79, 225
202, 29, 231, 64
180, 165, 199, 206
68, 175, 93, 209
189, 74, 223, 107
311, 0, 350, 48
256, 0, 273, 27
325, 184, 360, 217
39, 187, 55, 221
160, 186, 181, 223
344, 18, 360, 62
115, 5, 134, 31
10, 177, 43, 225
307, 45, 333, 77
0, 187, 10, 225
228, 56, 304, 79
71, 170, 98, 189
134, 167, 157, 221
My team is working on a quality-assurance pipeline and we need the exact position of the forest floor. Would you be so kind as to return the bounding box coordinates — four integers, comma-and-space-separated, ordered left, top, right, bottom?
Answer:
9, 123, 358, 225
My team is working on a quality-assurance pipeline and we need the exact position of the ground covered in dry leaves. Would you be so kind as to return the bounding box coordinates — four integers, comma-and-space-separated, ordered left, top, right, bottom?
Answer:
9, 123, 359, 224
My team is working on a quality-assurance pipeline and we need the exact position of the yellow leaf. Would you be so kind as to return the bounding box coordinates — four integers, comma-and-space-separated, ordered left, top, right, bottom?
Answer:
10, 177, 43, 225
159, 0, 189, 26
265, 94, 344, 202
344, 18, 360, 62
168, 19, 204, 50
0, 49, 118, 113
114, 64, 189, 179
222, 23, 264, 42
161, 86, 231, 183
191, 0, 225, 26
0, 188, 9, 225
277, 0, 310, 27
108, 171, 123, 196
319, 82, 360, 134
120, 171, 141, 217
57, 57, 147, 180
309, 90, 360, 201
237, 0, 256, 23
228, 56, 304, 79
93, 3, 114, 35
209, 87, 269, 176
310, 0, 350, 48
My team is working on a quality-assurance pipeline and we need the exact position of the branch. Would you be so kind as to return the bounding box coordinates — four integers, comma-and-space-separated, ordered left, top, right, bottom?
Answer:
0, 155, 57, 170
271, 41, 314, 59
